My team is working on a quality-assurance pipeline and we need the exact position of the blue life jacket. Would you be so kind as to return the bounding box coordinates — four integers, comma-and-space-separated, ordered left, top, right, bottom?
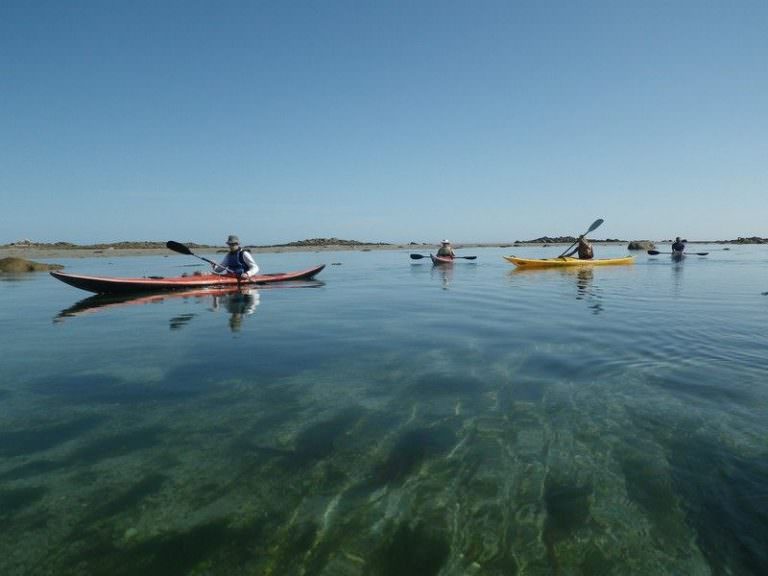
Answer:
222, 249, 250, 274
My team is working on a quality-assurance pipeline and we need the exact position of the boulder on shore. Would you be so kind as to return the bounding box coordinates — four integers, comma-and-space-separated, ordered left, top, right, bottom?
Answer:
0, 257, 64, 273
627, 240, 655, 250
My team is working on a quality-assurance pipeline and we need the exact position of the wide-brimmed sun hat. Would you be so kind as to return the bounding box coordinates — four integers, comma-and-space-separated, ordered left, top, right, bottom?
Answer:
226, 235, 240, 245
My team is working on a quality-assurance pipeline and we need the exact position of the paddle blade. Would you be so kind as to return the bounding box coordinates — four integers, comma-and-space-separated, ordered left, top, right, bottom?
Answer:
166, 241, 194, 255
587, 218, 604, 234
696, 252, 709, 256
410, 254, 427, 259
647, 250, 661, 255
459, 256, 477, 260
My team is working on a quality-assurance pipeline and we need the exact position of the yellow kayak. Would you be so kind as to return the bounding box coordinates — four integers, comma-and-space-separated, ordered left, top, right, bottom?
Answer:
504, 255, 635, 268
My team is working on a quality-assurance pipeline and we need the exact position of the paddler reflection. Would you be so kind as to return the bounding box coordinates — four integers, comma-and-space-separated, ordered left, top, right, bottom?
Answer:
211, 287, 260, 332
54, 286, 262, 328
574, 268, 603, 315
431, 263, 453, 290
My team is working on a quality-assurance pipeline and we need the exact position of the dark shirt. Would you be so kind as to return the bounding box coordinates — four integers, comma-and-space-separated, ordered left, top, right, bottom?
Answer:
566, 239, 593, 260
577, 240, 594, 260
672, 241, 685, 252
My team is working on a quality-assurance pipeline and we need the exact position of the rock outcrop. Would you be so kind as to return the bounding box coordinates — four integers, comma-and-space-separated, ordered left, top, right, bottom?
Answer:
0, 257, 64, 273
726, 237, 767, 244
627, 240, 656, 250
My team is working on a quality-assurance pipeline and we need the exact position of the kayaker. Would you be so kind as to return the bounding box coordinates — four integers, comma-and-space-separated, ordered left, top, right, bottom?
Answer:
213, 235, 260, 278
436, 240, 456, 258
564, 235, 594, 260
672, 237, 686, 254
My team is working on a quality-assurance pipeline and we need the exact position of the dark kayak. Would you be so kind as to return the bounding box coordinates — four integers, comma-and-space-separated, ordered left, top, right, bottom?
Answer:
51, 265, 326, 294
672, 250, 685, 261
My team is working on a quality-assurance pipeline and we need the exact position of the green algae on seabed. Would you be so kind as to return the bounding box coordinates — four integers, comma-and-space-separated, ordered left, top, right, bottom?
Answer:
0, 257, 63, 273
0, 350, 757, 574
0, 486, 48, 516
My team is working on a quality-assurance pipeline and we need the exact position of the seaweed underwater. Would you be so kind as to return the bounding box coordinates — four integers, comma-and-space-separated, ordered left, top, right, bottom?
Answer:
3, 344, 763, 576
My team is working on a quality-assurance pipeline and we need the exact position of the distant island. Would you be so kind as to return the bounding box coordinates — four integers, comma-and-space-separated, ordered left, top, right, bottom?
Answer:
257, 237, 393, 248
514, 235, 767, 244
0, 238, 394, 250
1, 235, 766, 254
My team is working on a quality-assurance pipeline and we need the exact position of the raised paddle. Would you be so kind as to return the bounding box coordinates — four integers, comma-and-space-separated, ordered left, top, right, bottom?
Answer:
166, 241, 237, 274
647, 250, 709, 256
410, 254, 477, 260
557, 218, 604, 258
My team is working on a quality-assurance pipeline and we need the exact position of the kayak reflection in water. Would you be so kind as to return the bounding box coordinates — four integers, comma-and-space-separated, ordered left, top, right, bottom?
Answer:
564, 235, 594, 260
212, 288, 260, 332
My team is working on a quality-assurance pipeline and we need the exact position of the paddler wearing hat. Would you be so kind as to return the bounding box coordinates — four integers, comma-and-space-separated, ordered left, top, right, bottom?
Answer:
436, 240, 456, 258
213, 235, 260, 279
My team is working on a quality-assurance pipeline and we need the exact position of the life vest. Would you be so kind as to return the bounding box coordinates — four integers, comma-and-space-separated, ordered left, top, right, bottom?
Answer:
222, 249, 251, 273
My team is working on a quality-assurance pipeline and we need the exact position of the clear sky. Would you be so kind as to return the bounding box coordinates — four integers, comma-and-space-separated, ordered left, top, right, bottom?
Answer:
2, 1, 766, 245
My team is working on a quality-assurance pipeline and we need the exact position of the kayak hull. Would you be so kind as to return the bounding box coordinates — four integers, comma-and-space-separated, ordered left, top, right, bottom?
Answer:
51, 265, 326, 294
504, 256, 634, 268
430, 254, 454, 265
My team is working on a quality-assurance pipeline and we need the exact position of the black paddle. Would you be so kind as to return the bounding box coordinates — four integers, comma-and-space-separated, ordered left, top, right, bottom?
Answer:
647, 250, 709, 256
557, 219, 604, 258
166, 241, 236, 274
410, 254, 477, 260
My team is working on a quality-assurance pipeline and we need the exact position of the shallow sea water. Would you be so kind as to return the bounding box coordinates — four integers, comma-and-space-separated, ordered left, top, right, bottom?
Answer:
1, 245, 767, 575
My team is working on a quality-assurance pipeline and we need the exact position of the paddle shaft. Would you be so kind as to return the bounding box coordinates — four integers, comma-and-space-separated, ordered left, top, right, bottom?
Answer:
166, 241, 238, 274
647, 250, 708, 256
410, 254, 477, 260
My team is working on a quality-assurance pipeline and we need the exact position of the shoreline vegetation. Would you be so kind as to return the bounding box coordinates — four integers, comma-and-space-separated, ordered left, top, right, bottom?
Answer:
0, 235, 765, 260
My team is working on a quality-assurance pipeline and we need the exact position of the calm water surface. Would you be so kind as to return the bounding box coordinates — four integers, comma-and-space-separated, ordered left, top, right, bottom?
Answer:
1, 245, 767, 575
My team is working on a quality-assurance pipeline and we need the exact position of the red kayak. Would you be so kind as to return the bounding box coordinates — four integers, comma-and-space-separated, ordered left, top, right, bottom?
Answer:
51, 265, 325, 294
430, 254, 454, 265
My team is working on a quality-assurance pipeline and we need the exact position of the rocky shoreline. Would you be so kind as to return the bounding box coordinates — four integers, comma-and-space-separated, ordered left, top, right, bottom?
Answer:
1, 236, 764, 261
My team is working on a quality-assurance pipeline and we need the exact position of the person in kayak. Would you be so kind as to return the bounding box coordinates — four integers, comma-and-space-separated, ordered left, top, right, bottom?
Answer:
213, 235, 260, 278
436, 240, 456, 258
672, 237, 686, 254
564, 235, 594, 260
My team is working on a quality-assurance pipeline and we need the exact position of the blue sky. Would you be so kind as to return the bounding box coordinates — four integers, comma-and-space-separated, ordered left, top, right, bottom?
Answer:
2, 1, 766, 245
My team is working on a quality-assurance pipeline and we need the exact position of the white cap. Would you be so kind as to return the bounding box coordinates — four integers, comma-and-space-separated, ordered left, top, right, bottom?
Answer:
441, 239, 450, 244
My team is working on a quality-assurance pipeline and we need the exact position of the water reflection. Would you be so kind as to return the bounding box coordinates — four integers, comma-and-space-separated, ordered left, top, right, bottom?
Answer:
0, 273, 39, 283
509, 267, 604, 314
211, 289, 260, 332
574, 268, 603, 315
430, 263, 454, 290
671, 255, 685, 297
54, 286, 262, 332
409, 258, 454, 289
